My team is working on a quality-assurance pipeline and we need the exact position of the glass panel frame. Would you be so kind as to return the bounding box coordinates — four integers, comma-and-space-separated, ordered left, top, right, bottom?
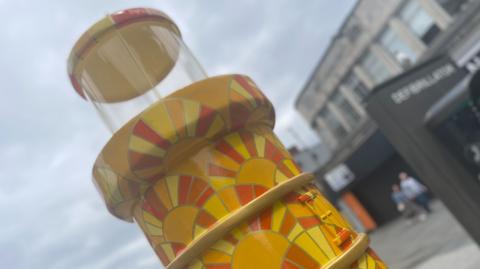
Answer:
360, 52, 391, 85
318, 107, 349, 141
378, 26, 418, 64
331, 91, 362, 129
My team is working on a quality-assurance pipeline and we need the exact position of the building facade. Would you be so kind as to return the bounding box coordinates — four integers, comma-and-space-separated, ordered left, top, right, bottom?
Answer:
295, 0, 475, 225
288, 143, 331, 173
297, 0, 471, 150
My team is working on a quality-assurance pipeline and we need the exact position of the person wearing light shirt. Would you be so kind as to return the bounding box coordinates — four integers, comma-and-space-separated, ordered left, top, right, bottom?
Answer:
399, 172, 431, 213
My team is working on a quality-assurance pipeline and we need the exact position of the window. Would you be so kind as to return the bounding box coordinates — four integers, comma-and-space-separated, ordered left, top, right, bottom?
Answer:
379, 27, 417, 65
344, 72, 369, 101
399, 0, 440, 45
435, 0, 468, 16
331, 91, 362, 128
319, 107, 348, 141
360, 52, 391, 85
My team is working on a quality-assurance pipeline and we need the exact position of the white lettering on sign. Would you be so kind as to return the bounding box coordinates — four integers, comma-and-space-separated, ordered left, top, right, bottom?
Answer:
391, 64, 456, 105
466, 55, 480, 73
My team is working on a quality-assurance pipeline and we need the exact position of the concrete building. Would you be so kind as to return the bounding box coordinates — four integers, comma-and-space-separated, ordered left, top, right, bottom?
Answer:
288, 143, 331, 173
295, 0, 475, 226
297, 0, 471, 150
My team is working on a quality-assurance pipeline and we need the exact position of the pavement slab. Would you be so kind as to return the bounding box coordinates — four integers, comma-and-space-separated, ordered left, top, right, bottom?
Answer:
368, 201, 480, 269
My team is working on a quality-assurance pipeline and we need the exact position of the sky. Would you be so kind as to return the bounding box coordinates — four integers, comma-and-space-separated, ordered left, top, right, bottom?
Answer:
0, 0, 356, 268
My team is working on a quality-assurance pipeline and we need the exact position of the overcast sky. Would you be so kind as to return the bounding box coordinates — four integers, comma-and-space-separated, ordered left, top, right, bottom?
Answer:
0, 0, 355, 268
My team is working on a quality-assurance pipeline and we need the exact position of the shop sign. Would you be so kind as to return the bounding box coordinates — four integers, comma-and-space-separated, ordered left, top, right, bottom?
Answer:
324, 164, 355, 192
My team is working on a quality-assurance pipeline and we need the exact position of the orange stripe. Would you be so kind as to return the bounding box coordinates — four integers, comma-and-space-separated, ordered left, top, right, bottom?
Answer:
143, 190, 167, 220
286, 244, 319, 269
279, 211, 295, 236
264, 140, 284, 163
233, 75, 263, 102
171, 242, 186, 256
196, 106, 216, 136
133, 120, 170, 149
259, 207, 272, 230
196, 188, 214, 206
254, 185, 268, 198
215, 140, 245, 163
236, 185, 254, 205
197, 210, 216, 228
239, 131, 257, 157
278, 162, 295, 178
298, 216, 321, 229
208, 164, 236, 177
187, 179, 208, 204
178, 175, 192, 204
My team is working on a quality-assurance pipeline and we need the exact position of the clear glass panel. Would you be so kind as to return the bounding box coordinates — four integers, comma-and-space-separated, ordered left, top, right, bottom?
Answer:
75, 22, 207, 132
344, 72, 370, 102
379, 27, 417, 64
360, 52, 391, 85
331, 91, 362, 128
399, 0, 436, 38
319, 107, 348, 141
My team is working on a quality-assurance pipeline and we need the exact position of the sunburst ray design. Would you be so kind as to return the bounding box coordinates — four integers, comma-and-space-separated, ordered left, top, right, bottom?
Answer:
137, 175, 232, 265
121, 75, 385, 268
207, 130, 302, 191
197, 196, 347, 269
128, 99, 226, 181
193, 189, 387, 269
93, 164, 143, 219
228, 75, 274, 130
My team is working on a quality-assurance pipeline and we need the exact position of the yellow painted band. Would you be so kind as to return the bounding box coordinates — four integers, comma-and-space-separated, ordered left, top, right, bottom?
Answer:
166, 173, 314, 269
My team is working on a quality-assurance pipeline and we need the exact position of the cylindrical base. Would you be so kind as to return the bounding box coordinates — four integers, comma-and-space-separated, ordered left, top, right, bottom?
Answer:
93, 75, 387, 268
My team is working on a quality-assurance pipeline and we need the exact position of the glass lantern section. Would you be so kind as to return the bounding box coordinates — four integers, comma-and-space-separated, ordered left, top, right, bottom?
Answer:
68, 8, 207, 132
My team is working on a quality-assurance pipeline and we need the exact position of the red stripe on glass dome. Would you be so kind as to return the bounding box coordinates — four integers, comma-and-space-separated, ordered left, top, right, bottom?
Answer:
111, 8, 169, 27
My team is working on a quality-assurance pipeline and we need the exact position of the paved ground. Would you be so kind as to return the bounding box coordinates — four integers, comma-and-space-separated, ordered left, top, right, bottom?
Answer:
369, 201, 480, 269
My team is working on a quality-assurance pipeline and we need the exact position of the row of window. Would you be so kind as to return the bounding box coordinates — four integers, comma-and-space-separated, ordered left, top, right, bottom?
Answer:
361, 0, 443, 85
318, 106, 348, 141
317, 91, 362, 143
314, 0, 467, 147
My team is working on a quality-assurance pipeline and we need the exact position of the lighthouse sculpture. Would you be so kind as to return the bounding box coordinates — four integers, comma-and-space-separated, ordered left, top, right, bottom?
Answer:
67, 8, 387, 269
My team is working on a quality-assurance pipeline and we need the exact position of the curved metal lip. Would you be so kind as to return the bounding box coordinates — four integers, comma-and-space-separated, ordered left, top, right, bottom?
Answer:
67, 7, 181, 99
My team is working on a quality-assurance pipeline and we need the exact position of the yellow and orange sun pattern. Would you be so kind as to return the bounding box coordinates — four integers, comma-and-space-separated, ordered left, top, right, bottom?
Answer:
93, 75, 387, 268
